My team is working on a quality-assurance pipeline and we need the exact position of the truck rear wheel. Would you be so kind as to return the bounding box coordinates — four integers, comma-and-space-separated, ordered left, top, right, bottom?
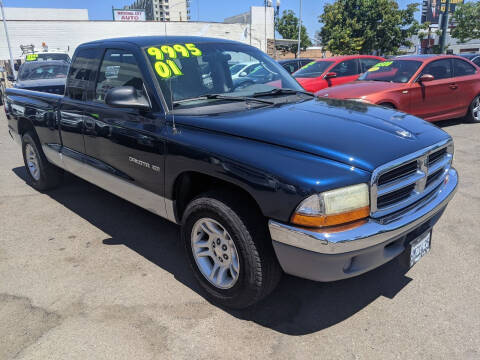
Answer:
21, 132, 62, 191
181, 191, 282, 309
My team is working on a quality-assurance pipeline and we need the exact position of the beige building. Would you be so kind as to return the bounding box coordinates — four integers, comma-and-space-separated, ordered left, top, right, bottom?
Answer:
125, 0, 190, 22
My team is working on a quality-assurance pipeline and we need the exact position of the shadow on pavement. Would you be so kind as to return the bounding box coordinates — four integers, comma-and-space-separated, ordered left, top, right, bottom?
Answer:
435, 118, 464, 128
12, 166, 412, 336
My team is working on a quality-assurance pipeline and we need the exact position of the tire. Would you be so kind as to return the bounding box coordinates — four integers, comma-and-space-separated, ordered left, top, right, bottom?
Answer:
181, 191, 282, 309
21, 132, 62, 191
465, 95, 480, 123
379, 103, 395, 109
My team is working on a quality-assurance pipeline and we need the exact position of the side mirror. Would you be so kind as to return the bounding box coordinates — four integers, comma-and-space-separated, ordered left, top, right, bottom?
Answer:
7, 75, 15, 82
324, 72, 337, 79
418, 74, 434, 83
105, 86, 150, 111
239, 71, 247, 77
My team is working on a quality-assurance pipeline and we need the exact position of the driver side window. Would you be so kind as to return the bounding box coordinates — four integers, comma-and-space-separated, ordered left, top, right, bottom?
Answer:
331, 59, 359, 77
421, 59, 452, 80
95, 49, 145, 103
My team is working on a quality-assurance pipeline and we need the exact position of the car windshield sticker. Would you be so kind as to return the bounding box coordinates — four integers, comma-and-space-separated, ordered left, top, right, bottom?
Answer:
147, 43, 202, 79
301, 61, 316, 69
26, 54, 38, 61
368, 61, 393, 72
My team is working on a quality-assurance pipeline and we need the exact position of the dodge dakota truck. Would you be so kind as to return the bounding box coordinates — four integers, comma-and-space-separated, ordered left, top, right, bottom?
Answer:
5, 36, 458, 309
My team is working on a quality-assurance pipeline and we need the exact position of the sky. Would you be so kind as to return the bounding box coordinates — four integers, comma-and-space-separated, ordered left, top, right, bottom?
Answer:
3, 0, 424, 40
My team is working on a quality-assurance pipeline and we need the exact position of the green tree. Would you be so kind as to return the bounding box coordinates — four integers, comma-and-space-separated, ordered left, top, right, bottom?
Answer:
451, 2, 480, 43
276, 10, 312, 56
319, 0, 422, 55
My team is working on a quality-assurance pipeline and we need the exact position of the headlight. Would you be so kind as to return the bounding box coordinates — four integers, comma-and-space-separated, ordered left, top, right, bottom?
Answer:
345, 98, 372, 104
291, 184, 370, 228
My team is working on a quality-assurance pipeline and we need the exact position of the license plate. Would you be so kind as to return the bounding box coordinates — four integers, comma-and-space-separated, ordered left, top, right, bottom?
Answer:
409, 231, 431, 267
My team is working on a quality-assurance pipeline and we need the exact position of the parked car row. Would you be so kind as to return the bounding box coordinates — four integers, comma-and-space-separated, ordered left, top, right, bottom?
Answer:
314, 55, 480, 123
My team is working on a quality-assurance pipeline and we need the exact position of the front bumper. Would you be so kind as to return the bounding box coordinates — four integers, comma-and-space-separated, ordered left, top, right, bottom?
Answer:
269, 167, 458, 282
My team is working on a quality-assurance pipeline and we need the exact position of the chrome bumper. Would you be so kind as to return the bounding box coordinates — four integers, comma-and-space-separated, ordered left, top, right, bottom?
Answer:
269, 167, 458, 255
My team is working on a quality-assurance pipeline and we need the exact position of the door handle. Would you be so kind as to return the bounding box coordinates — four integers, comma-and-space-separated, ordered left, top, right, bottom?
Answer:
449, 83, 458, 90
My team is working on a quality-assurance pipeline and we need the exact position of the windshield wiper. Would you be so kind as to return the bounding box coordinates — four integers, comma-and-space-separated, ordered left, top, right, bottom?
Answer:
173, 94, 274, 107
252, 88, 314, 97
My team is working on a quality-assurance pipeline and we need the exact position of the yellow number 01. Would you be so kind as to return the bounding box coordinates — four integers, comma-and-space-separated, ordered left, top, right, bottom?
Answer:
154, 61, 172, 78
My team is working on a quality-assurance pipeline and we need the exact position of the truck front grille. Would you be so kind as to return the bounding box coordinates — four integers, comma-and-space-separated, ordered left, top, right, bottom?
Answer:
370, 140, 453, 218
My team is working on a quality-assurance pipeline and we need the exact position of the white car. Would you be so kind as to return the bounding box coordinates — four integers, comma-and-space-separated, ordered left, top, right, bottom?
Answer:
229, 61, 259, 80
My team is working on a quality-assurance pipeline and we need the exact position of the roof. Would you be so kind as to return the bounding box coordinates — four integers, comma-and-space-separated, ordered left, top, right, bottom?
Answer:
278, 58, 313, 64
392, 54, 469, 61
316, 55, 384, 62
80, 36, 246, 48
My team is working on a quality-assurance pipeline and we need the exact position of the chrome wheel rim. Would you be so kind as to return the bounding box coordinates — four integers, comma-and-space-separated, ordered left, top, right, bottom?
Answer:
473, 96, 480, 122
191, 218, 240, 289
25, 144, 40, 181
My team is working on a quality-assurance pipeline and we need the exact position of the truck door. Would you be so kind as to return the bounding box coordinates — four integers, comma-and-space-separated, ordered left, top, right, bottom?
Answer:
81, 47, 166, 199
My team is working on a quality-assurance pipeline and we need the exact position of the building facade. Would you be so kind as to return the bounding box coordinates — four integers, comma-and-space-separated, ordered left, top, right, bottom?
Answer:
124, 0, 190, 22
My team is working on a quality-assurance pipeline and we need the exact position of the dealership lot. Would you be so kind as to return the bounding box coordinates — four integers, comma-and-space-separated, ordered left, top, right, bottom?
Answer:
0, 112, 479, 359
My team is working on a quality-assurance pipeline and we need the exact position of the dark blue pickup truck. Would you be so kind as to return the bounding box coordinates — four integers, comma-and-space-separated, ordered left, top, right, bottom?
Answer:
5, 36, 458, 308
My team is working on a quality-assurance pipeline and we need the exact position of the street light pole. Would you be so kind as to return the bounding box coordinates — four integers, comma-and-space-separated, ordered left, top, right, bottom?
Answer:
297, 0, 302, 58
0, 0, 16, 76
440, 0, 450, 54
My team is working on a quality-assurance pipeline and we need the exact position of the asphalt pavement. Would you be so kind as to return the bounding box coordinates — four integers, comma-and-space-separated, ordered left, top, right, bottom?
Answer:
0, 112, 479, 359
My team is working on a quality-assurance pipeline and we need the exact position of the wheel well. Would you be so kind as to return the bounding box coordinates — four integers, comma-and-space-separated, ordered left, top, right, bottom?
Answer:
173, 172, 263, 222
17, 118, 36, 137
379, 102, 396, 109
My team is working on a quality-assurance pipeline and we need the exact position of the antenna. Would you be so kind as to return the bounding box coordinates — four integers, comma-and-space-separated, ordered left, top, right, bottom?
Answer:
163, 14, 177, 134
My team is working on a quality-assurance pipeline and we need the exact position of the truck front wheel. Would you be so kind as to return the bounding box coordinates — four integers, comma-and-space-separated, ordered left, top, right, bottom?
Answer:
181, 191, 282, 309
21, 132, 62, 191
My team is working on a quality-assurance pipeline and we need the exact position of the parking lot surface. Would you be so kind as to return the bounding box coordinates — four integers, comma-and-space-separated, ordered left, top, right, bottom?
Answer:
1, 112, 479, 360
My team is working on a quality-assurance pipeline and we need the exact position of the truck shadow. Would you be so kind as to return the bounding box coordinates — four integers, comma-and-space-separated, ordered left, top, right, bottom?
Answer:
12, 166, 412, 336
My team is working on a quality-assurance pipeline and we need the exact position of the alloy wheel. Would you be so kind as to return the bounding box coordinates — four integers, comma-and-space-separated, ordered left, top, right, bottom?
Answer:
25, 143, 40, 181
191, 218, 240, 289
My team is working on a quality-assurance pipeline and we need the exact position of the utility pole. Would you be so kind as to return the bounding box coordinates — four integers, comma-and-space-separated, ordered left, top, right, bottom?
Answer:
0, 0, 16, 77
440, 0, 450, 54
297, 0, 302, 58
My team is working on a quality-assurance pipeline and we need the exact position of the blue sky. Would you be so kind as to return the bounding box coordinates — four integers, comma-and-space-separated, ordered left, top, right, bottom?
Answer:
3, 0, 422, 40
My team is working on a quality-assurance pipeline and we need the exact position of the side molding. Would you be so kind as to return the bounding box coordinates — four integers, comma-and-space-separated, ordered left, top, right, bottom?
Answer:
42, 145, 178, 224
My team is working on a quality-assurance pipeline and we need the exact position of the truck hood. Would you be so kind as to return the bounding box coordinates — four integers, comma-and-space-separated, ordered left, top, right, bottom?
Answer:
175, 98, 450, 172
315, 80, 402, 98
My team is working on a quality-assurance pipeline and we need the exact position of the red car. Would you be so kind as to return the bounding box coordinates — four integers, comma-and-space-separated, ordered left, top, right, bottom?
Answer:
293, 55, 385, 93
315, 55, 480, 123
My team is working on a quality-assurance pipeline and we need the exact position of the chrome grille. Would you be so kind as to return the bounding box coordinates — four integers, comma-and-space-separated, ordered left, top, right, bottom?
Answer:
370, 139, 453, 218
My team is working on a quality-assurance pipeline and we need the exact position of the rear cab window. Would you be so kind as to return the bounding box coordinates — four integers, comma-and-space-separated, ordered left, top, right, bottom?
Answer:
67, 48, 101, 101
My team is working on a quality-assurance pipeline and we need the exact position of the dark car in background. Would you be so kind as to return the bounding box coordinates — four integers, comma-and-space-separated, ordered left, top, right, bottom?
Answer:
14, 60, 69, 95
278, 58, 314, 74
459, 53, 480, 67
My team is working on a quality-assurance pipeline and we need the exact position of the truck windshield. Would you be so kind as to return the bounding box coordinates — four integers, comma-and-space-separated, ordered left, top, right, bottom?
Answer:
18, 63, 69, 81
144, 42, 303, 108
293, 61, 334, 78
358, 60, 422, 83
